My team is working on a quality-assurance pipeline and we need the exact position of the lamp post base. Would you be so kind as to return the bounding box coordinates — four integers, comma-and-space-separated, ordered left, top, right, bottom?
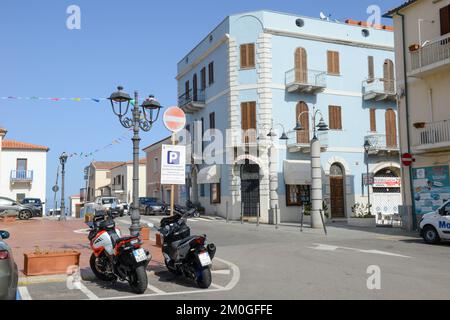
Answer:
129, 208, 142, 237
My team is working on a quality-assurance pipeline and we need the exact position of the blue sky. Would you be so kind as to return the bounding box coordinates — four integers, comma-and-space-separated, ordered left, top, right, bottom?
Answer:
0, 0, 403, 209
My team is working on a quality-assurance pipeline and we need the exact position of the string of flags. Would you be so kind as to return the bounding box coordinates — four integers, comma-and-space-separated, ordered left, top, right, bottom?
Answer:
1, 96, 107, 103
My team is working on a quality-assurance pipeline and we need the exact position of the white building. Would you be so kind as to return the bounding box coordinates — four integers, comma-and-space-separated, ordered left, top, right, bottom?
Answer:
109, 159, 147, 203
0, 127, 49, 211
70, 194, 81, 218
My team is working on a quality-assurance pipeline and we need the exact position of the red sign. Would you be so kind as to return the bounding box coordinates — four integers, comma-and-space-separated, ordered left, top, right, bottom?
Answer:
402, 153, 414, 166
163, 106, 186, 133
373, 177, 401, 188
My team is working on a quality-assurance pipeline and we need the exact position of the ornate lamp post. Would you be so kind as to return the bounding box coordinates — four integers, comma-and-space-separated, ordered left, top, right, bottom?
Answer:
364, 139, 372, 216
294, 105, 329, 229
108, 86, 162, 236
59, 152, 68, 221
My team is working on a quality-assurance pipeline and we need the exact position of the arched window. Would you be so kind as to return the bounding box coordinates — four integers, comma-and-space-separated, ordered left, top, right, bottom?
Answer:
295, 47, 308, 83
330, 163, 344, 177
383, 59, 394, 93
296, 102, 310, 144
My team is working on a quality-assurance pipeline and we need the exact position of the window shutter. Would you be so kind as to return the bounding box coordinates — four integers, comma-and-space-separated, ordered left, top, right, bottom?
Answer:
440, 5, 450, 36
296, 102, 310, 143
209, 112, 215, 129
208, 62, 214, 85
329, 106, 342, 130
295, 48, 308, 83
185, 81, 190, 98
327, 51, 333, 74
368, 56, 374, 82
333, 51, 340, 75
337, 106, 342, 129
385, 109, 397, 148
370, 108, 376, 132
240, 45, 248, 68
248, 43, 255, 68
327, 51, 340, 75
201, 67, 206, 90
241, 102, 256, 143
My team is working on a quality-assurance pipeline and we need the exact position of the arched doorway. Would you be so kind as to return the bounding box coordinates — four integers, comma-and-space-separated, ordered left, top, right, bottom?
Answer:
383, 59, 394, 92
295, 47, 308, 83
240, 162, 260, 218
385, 109, 397, 148
329, 163, 346, 218
296, 101, 310, 144
193, 73, 198, 101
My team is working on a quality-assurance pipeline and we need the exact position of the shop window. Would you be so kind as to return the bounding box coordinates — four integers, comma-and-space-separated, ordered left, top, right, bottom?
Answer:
286, 185, 311, 206
210, 183, 221, 204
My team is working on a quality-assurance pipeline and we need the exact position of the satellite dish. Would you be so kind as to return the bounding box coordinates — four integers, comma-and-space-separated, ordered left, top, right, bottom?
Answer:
320, 12, 327, 20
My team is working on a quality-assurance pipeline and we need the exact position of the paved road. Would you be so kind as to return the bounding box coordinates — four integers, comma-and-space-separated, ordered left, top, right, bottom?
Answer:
18, 215, 450, 300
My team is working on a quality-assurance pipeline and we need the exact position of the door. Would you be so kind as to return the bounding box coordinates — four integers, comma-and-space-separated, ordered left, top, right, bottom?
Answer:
295, 47, 307, 83
296, 102, 310, 144
385, 109, 397, 148
330, 164, 345, 218
241, 164, 260, 217
383, 59, 394, 93
193, 74, 198, 101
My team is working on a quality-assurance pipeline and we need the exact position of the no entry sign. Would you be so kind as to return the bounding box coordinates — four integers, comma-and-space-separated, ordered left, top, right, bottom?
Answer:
402, 153, 414, 167
163, 106, 186, 133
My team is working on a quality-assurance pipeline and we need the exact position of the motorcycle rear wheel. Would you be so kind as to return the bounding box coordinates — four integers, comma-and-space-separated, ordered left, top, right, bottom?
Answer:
128, 265, 148, 294
196, 267, 212, 289
89, 253, 117, 282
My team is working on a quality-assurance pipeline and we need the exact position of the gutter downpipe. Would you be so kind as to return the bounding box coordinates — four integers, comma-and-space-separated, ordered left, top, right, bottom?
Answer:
397, 11, 417, 231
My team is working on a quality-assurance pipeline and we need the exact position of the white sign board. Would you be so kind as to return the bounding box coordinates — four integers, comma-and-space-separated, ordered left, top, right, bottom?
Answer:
160, 144, 186, 185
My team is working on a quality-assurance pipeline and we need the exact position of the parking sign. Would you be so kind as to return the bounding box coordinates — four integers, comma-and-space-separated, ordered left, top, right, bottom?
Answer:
161, 144, 186, 185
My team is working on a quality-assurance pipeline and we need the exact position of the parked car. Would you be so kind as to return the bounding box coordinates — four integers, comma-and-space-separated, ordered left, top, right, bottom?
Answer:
0, 230, 18, 300
0, 197, 40, 220
139, 197, 167, 216
20, 198, 44, 216
94, 196, 122, 217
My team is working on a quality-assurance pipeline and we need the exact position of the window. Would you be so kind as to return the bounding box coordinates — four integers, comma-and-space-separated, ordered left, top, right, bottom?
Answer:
106, 172, 111, 179
209, 112, 215, 129
201, 67, 206, 90
327, 51, 340, 75
440, 5, 450, 36
16, 194, 26, 202
117, 175, 121, 185
185, 81, 190, 98
17, 159, 27, 171
385, 109, 397, 148
286, 185, 311, 206
329, 106, 342, 130
210, 183, 221, 204
201, 118, 205, 152
241, 101, 257, 143
296, 102, 309, 143
240, 43, 255, 69
208, 62, 214, 85
368, 56, 374, 82
370, 108, 376, 132
200, 184, 205, 197
153, 157, 159, 173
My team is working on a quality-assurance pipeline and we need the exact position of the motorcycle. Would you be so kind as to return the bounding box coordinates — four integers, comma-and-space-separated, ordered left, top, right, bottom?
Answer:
87, 210, 151, 294
166, 202, 200, 218
158, 208, 216, 288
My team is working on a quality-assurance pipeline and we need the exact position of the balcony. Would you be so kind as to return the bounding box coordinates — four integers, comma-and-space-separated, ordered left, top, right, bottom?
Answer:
413, 119, 450, 151
285, 69, 327, 94
409, 35, 450, 77
178, 89, 206, 114
364, 134, 399, 155
10, 170, 33, 183
286, 131, 328, 153
362, 78, 396, 102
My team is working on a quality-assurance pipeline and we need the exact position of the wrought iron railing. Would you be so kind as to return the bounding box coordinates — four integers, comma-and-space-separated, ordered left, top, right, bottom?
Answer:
10, 170, 33, 182
362, 78, 396, 95
285, 68, 327, 88
178, 88, 206, 107
411, 34, 450, 71
286, 130, 329, 148
365, 133, 398, 150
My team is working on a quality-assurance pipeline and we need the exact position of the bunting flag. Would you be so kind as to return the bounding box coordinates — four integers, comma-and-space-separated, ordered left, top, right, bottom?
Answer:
0, 96, 108, 103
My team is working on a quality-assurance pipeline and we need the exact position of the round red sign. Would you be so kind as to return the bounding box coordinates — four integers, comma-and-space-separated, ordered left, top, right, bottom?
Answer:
401, 153, 414, 166
163, 106, 186, 133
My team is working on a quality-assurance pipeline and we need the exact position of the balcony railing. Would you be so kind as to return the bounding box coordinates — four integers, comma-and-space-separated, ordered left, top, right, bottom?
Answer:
178, 89, 206, 113
362, 78, 396, 101
286, 130, 328, 153
10, 170, 33, 182
365, 134, 399, 153
413, 120, 450, 150
285, 69, 327, 93
410, 35, 450, 75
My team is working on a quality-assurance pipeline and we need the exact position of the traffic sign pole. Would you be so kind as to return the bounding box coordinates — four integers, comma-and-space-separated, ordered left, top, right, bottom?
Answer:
170, 133, 176, 216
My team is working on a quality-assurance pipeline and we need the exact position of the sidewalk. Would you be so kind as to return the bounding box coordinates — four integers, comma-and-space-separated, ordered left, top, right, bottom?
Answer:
0, 218, 164, 278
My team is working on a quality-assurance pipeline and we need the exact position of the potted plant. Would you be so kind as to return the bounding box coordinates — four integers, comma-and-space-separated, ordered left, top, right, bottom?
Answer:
409, 43, 420, 52
413, 122, 426, 129
348, 203, 376, 227
24, 246, 81, 276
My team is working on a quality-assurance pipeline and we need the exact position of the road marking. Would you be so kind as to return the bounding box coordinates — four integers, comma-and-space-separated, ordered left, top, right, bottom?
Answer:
18, 287, 32, 300
212, 269, 231, 275
309, 243, 412, 258
78, 282, 99, 300
210, 283, 225, 289
147, 284, 166, 294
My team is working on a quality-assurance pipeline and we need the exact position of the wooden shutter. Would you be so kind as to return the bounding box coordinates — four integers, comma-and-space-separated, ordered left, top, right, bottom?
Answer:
327, 51, 340, 75
295, 48, 308, 83
201, 67, 206, 89
370, 108, 377, 132
241, 102, 256, 143
240, 44, 255, 69
240, 45, 248, 68
208, 62, 214, 84
368, 56, 374, 82
185, 81, 190, 98
296, 102, 310, 143
441, 5, 450, 36
385, 109, 397, 148
209, 112, 215, 129
383, 59, 394, 92
192, 74, 198, 101
329, 106, 342, 130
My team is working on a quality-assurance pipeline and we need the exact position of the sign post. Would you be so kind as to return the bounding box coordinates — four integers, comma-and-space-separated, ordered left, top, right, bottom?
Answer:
162, 107, 186, 216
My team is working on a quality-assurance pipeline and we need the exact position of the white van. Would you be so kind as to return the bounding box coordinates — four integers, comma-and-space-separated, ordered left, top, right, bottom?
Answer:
419, 200, 450, 244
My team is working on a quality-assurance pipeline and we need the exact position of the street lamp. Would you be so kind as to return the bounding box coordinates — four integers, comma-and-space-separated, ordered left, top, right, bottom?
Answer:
59, 152, 68, 221
262, 122, 289, 141
364, 139, 372, 216
294, 105, 329, 229
108, 86, 163, 236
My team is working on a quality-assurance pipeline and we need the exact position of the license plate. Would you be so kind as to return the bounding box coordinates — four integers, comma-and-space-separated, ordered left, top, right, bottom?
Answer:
198, 252, 212, 266
133, 248, 147, 263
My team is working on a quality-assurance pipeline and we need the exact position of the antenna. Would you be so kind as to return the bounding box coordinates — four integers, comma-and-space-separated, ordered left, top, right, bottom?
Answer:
320, 12, 327, 20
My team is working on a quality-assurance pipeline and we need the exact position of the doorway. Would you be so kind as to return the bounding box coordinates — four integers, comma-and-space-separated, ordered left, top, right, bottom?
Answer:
329, 163, 346, 218
240, 163, 260, 217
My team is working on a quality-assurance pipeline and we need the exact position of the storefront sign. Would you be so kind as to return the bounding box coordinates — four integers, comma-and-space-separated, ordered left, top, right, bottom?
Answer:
412, 165, 450, 215
372, 177, 401, 188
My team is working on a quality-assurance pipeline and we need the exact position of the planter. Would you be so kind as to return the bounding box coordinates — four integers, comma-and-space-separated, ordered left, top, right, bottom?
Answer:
140, 227, 150, 241
409, 43, 420, 52
347, 217, 376, 228
155, 233, 162, 247
24, 251, 81, 276
413, 122, 426, 129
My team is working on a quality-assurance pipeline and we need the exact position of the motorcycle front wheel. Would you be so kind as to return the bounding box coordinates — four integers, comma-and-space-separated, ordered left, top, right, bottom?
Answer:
196, 267, 212, 289
128, 265, 148, 294
89, 253, 117, 282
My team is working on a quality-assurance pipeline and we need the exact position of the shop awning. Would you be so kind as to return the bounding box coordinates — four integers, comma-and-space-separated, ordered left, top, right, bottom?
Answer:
197, 165, 221, 184
283, 160, 311, 185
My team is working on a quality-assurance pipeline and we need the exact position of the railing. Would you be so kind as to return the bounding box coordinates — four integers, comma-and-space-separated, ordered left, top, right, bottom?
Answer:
362, 78, 396, 95
365, 133, 398, 150
10, 170, 33, 182
411, 34, 450, 71
286, 130, 329, 148
178, 88, 206, 107
285, 69, 327, 88
413, 120, 450, 147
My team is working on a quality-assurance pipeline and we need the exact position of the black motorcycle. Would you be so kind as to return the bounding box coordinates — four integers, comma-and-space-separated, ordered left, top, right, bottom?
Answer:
167, 202, 200, 218
158, 208, 216, 288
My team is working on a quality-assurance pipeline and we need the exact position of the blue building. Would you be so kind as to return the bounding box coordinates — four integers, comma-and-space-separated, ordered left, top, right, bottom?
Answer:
176, 10, 401, 224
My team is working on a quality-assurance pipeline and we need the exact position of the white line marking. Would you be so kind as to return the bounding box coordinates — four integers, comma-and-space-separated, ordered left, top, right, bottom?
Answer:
211, 269, 231, 275
18, 287, 32, 300
310, 243, 411, 258
147, 284, 166, 294
78, 282, 99, 300
210, 283, 225, 289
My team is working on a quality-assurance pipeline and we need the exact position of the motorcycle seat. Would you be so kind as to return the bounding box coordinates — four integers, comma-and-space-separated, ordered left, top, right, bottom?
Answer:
115, 236, 138, 245
171, 236, 197, 250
